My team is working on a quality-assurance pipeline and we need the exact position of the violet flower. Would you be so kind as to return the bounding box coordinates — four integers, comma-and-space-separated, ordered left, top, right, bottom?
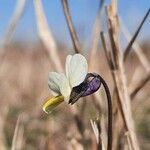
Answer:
43, 54, 101, 113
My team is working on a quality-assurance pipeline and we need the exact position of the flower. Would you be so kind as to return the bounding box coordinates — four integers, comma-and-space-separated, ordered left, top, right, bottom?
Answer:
42, 54, 113, 150
43, 54, 88, 113
43, 54, 101, 114
69, 73, 101, 104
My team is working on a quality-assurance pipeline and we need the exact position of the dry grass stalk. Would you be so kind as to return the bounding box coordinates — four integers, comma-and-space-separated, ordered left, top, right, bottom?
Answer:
128, 66, 150, 100
3, 0, 27, 44
61, 0, 81, 53
0, 0, 27, 69
90, 93, 108, 148
102, 29, 149, 148
100, 0, 140, 149
34, 0, 63, 72
89, 0, 104, 71
90, 119, 103, 150
0, 108, 8, 150
112, 107, 123, 150
125, 132, 133, 150
109, 22, 139, 150
130, 72, 150, 99
120, 18, 150, 73
100, 32, 114, 70
123, 8, 150, 61
11, 115, 24, 150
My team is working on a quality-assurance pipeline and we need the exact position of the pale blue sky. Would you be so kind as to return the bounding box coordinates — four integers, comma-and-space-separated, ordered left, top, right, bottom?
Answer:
0, 0, 149, 46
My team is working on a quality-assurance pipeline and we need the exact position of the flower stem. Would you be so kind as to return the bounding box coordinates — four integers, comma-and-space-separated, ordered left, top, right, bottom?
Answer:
99, 76, 112, 150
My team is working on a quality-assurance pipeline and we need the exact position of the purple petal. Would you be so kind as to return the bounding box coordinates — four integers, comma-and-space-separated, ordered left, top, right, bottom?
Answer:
69, 73, 101, 104
82, 76, 101, 96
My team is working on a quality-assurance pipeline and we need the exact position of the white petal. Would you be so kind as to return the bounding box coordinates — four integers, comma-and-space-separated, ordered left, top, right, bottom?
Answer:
48, 72, 71, 102
48, 72, 62, 95
65, 55, 72, 78
66, 54, 88, 88
59, 74, 71, 102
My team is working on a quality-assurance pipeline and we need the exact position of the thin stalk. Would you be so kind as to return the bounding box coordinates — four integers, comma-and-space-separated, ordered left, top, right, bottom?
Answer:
124, 8, 150, 61
61, 0, 81, 53
100, 76, 112, 150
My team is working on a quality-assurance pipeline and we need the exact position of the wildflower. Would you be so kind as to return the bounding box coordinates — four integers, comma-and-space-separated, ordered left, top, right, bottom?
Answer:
43, 54, 101, 113
42, 53, 113, 150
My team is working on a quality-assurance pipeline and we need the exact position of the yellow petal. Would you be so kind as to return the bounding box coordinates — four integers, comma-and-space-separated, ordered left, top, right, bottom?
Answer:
42, 95, 64, 114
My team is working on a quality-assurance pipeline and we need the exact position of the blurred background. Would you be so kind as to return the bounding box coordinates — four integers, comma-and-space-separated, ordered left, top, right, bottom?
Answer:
0, 0, 149, 150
